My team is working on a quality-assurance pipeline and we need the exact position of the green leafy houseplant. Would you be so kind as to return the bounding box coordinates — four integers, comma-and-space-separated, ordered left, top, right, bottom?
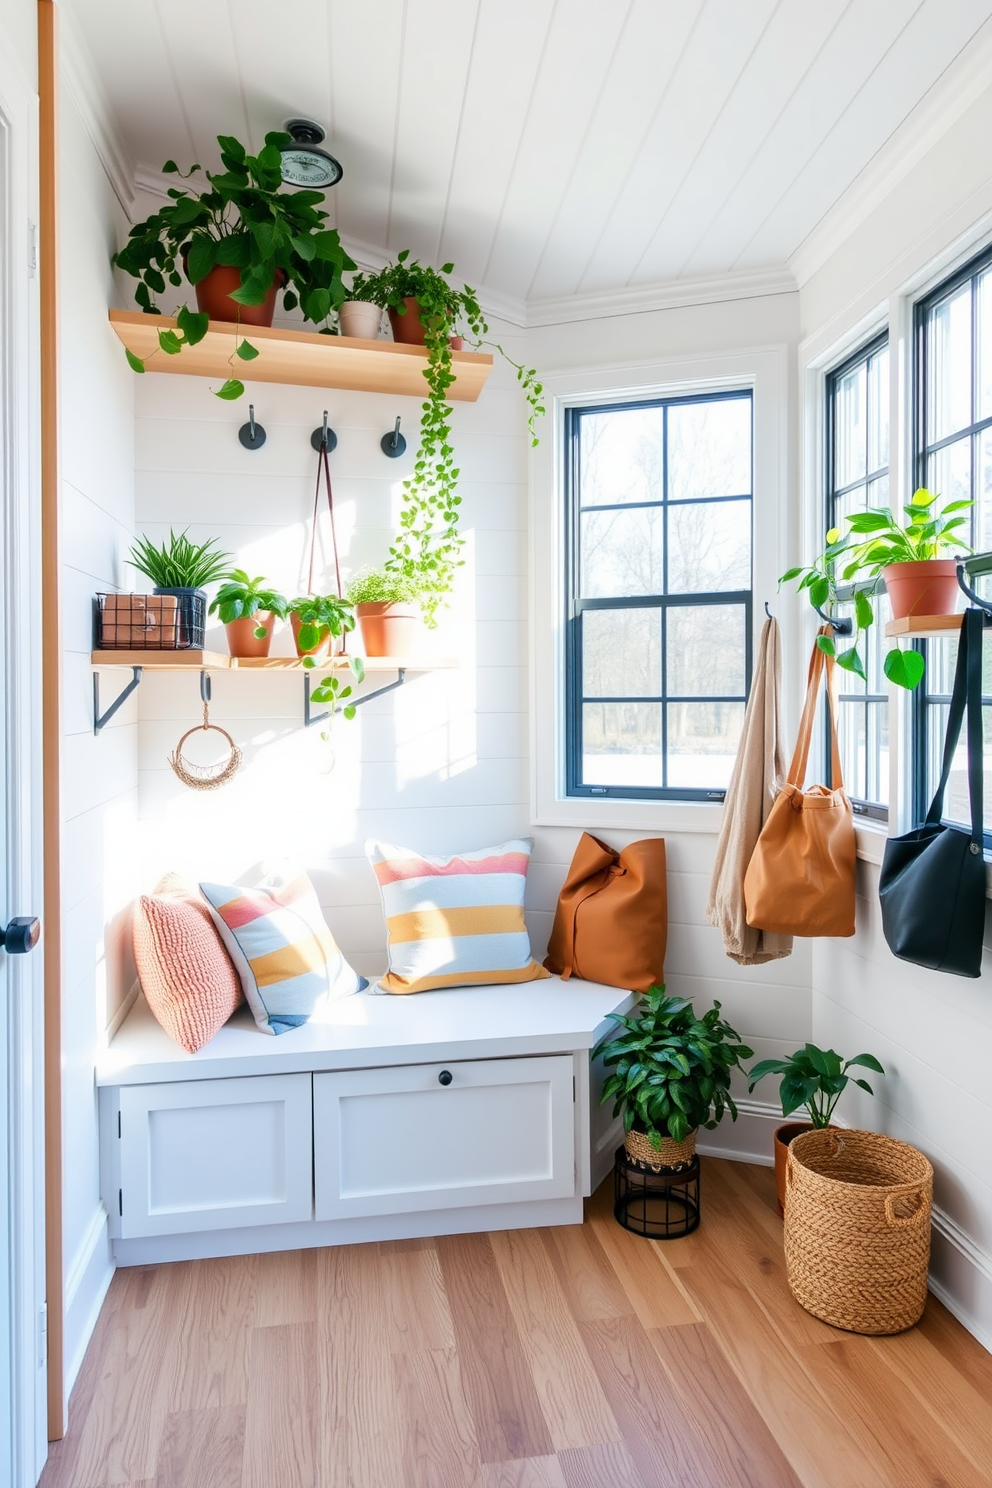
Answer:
349, 252, 544, 622
747, 1044, 885, 1127
594, 985, 754, 1148
128, 530, 231, 590
208, 571, 288, 639
781, 487, 972, 690
287, 594, 356, 662
344, 566, 422, 606
112, 131, 355, 399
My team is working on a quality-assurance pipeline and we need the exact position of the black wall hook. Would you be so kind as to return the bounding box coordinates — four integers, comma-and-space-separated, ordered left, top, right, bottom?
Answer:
764, 601, 773, 619
380, 416, 407, 458
238, 404, 266, 450
310, 410, 338, 453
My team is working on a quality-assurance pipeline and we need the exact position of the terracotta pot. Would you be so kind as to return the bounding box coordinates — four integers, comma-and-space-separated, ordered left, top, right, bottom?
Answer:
189, 262, 285, 327
449, 335, 464, 351
338, 301, 383, 339
290, 611, 332, 660
774, 1122, 836, 1217
387, 297, 428, 345
883, 559, 960, 621
356, 601, 419, 658
224, 612, 275, 659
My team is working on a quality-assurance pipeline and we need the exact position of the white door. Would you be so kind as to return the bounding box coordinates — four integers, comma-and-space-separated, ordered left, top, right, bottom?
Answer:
0, 26, 46, 1488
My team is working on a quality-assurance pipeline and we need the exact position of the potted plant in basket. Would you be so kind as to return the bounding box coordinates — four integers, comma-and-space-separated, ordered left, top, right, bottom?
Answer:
345, 566, 422, 658
747, 1043, 885, 1216
781, 487, 971, 691
593, 985, 753, 1172
127, 529, 232, 649
208, 570, 288, 658
287, 593, 356, 661
112, 131, 355, 399
347, 252, 545, 623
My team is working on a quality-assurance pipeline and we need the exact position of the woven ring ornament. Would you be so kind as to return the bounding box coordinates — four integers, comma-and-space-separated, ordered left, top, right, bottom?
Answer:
169, 703, 242, 790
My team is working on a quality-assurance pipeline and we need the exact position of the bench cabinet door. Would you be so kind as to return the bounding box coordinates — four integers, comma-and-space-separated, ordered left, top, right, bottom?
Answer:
118, 1073, 313, 1238
313, 1055, 575, 1220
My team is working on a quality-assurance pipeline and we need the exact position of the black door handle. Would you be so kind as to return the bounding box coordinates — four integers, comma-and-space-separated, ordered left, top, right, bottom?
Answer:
1, 917, 41, 954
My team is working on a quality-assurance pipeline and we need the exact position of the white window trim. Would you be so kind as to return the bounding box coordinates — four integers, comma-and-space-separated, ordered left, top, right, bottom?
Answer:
529, 345, 794, 832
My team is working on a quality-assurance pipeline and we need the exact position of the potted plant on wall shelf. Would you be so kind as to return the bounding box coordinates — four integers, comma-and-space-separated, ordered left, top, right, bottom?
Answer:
747, 1043, 885, 1216
287, 594, 356, 661
112, 131, 355, 399
593, 985, 753, 1173
345, 566, 422, 658
127, 529, 232, 648
347, 252, 545, 623
781, 487, 971, 690
208, 570, 288, 658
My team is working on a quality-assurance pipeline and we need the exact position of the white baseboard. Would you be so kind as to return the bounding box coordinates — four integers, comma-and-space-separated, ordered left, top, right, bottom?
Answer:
928, 1205, 992, 1356
62, 1204, 115, 1402
695, 1098, 780, 1167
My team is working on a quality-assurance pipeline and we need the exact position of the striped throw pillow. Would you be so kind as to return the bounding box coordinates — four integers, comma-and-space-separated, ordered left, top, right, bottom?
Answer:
366, 837, 550, 995
199, 874, 367, 1035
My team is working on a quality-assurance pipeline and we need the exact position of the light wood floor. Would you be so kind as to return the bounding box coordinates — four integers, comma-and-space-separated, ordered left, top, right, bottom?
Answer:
40, 1158, 992, 1488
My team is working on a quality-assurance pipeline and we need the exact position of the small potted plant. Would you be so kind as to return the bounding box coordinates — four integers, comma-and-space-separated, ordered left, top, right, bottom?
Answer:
781, 487, 971, 690
112, 131, 355, 399
346, 253, 544, 623
345, 566, 422, 658
287, 594, 356, 661
336, 283, 383, 340
748, 1043, 885, 1216
208, 570, 288, 658
593, 985, 753, 1173
127, 529, 231, 648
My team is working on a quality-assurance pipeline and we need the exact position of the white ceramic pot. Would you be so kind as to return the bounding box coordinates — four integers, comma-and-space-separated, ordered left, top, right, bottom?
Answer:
338, 301, 383, 339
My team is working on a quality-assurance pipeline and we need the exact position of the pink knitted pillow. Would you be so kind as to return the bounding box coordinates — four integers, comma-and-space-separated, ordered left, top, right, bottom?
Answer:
132, 875, 243, 1053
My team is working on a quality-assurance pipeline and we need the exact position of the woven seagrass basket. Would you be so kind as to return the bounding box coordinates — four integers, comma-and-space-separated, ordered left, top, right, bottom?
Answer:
784, 1128, 933, 1335
624, 1127, 697, 1173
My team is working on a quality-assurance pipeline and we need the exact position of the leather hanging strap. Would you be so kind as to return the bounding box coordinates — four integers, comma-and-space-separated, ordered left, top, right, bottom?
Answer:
925, 606, 983, 840
307, 438, 343, 602
786, 626, 843, 791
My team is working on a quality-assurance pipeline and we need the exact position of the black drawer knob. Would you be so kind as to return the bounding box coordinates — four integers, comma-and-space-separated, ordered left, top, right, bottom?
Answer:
438, 1069, 453, 1086
1, 916, 40, 955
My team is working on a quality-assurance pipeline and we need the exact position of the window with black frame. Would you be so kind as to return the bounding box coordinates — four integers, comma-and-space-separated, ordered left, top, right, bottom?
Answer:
916, 248, 992, 844
564, 392, 752, 801
826, 335, 890, 819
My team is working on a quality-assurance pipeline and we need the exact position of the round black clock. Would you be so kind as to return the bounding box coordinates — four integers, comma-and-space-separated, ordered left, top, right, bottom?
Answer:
280, 119, 343, 189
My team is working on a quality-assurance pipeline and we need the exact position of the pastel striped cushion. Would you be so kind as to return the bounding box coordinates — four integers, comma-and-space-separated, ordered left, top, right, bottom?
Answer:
199, 874, 367, 1034
366, 837, 550, 995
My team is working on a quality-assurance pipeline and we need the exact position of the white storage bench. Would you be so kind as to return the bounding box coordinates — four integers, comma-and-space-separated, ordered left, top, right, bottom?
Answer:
97, 976, 635, 1265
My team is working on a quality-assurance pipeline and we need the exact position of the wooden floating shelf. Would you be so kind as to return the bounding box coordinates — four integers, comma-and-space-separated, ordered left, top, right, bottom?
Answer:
884, 614, 964, 638
91, 650, 455, 671
108, 309, 493, 401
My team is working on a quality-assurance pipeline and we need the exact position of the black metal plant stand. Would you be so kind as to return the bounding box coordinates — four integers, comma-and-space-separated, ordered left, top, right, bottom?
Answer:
613, 1146, 700, 1240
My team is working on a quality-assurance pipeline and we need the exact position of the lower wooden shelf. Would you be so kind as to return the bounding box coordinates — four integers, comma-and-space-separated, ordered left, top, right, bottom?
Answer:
91, 650, 455, 670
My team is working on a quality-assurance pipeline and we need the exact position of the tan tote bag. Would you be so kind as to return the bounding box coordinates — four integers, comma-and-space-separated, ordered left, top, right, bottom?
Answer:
743, 635, 856, 938
544, 834, 667, 992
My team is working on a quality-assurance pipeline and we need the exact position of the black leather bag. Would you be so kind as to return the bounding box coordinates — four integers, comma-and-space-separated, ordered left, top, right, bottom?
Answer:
879, 607, 987, 978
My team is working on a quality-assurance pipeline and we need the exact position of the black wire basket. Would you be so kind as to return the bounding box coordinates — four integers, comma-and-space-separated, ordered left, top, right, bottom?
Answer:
94, 589, 205, 650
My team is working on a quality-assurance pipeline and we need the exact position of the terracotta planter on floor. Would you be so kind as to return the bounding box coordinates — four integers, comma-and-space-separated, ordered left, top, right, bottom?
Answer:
291, 611, 332, 661
190, 263, 284, 327
224, 613, 275, 659
775, 1122, 830, 1217
356, 602, 419, 658
883, 559, 960, 620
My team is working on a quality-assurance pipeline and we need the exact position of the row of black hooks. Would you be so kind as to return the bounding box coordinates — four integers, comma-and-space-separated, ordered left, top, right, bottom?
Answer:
238, 406, 407, 459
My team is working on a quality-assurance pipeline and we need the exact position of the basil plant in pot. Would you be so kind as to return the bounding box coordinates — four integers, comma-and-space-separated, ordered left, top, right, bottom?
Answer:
112, 131, 355, 399
127, 529, 231, 649
208, 570, 288, 659
748, 1044, 885, 1216
781, 487, 971, 691
347, 252, 545, 623
594, 985, 753, 1173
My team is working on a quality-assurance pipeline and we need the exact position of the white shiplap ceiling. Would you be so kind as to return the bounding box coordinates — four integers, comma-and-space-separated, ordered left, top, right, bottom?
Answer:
65, 0, 992, 318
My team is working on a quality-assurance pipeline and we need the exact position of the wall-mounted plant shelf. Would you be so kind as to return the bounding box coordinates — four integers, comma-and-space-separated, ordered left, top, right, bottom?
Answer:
884, 614, 964, 638
108, 310, 493, 401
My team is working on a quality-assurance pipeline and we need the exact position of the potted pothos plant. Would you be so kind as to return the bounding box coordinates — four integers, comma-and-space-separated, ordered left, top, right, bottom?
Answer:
287, 594, 356, 661
127, 529, 231, 648
208, 570, 288, 659
593, 985, 753, 1172
348, 252, 545, 623
345, 567, 422, 658
112, 131, 355, 399
748, 1044, 885, 1215
781, 488, 971, 690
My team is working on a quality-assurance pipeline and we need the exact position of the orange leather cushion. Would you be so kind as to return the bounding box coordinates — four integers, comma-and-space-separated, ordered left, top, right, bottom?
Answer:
132, 875, 243, 1052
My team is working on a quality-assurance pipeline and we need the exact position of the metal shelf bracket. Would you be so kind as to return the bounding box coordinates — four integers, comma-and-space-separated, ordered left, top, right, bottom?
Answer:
93, 666, 143, 735
304, 667, 407, 727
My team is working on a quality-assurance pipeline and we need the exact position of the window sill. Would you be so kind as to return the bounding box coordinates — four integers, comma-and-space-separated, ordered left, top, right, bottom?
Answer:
532, 797, 726, 834
854, 820, 888, 866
